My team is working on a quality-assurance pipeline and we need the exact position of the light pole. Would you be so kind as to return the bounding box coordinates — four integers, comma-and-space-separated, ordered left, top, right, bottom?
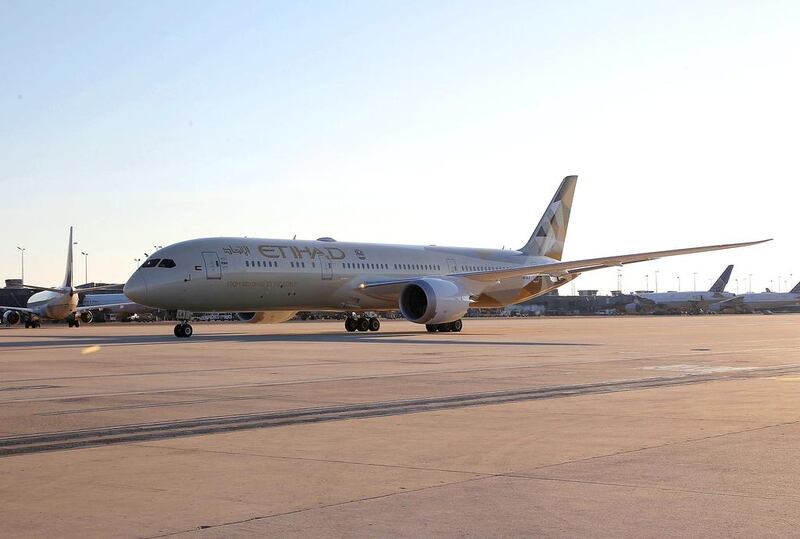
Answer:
655, 271, 659, 293
735, 278, 739, 294
778, 275, 782, 293
693, 272, 697, 291
677, 275, 681, 292
645, 274, 649, 291
748, 274, 752, 293
81, 252, 89, 285
16, 246, 25, 283
617, 269, 622, 292
134, 258, 141, 270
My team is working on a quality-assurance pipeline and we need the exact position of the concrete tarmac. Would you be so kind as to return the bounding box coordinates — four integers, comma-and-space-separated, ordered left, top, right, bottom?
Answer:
1, 316, 799, 537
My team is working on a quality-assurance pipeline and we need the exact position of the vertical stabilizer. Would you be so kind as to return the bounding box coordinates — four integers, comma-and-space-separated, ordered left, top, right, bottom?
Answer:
708, 264, 733, 292
518, 175, 577, 260
791, 281, 800, 294
62, 226, 74, 288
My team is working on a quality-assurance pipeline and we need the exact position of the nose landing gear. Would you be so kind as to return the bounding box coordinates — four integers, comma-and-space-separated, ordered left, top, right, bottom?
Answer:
174, 322, 193, 338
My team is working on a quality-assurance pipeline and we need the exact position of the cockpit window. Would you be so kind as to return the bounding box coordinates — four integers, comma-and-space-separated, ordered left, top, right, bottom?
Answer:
158, 259, 176, 268
141, 258, 161, 268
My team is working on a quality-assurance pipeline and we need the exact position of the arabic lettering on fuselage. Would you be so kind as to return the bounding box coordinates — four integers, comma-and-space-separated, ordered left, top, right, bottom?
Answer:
223, 245, 251, 256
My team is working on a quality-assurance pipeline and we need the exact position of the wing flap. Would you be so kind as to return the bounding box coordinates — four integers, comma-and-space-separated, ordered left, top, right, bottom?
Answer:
0, 306, 35, 314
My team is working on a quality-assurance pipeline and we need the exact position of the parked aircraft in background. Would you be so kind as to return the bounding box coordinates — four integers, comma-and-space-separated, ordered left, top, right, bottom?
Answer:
123, 175, 769, 337
619, 265, 735, 314
710, 281, 800, 313
1, 227, 130, 328
80, 293, 154, 320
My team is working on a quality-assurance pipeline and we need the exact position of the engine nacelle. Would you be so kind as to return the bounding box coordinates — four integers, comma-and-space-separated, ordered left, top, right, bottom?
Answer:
3, 310, 21, 325
236, 311, 296, 324
399, 278, 471, 324
80, 311, 94, 324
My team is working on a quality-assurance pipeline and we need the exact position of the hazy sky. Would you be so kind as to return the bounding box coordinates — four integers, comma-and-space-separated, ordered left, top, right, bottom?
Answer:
1, 1, 798, 294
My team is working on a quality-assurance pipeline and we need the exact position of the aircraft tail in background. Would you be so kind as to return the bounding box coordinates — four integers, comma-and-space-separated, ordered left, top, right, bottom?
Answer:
708, 264, 734, 293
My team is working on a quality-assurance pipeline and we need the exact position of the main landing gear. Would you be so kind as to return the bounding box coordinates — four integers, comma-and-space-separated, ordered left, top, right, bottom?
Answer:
344, 314, 380, 332
425, 319, 463, 333
174, 322, 193, 338
24, 320, 41, 329
67, 316, 80, 328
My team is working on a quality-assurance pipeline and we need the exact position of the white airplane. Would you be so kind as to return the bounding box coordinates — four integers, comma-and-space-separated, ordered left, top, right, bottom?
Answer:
710, 281, 800, 313
620, 265, 735, 314
1, 227, 128, 328
123, 176, 769, 338
80, 293, 154, 319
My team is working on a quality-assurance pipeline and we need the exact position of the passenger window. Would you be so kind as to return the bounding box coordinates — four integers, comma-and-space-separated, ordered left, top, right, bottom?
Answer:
158, 259, 176, 268
141, 259, 160, 268
245, 260, 250, 267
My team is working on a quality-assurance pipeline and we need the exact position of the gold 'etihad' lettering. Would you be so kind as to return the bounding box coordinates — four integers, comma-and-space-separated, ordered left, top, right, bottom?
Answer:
258, 244, 347, 260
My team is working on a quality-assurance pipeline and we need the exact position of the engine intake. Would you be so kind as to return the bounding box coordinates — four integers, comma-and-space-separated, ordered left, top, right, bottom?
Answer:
3, 310, 21, 325
399, 278, 470, 325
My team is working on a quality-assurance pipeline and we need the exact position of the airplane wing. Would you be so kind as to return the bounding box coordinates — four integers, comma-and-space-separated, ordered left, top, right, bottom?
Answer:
76, 301, 137, 312
74, 284, 123, 294
0, 306, 36, 314
458, 239, 770, 283
710, 295, 745, 307
359, 239, 770, 291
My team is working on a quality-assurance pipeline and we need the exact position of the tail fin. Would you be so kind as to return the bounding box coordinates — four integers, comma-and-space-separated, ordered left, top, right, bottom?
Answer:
791, 281, 800, 294
518, 175, 577, 260
62, 226, 74, 288
708, 264, 733, 292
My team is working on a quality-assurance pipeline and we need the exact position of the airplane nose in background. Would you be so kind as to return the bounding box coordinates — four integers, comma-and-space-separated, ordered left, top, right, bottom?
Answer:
124, 272, 148, 304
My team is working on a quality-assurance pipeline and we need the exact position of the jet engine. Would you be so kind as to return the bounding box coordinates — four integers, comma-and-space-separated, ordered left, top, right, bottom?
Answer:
622, 302, 653, 314
235, 311, 297, 324
399, 278, 471, 324
79, 311, 94, 324
3, 310, 21, 325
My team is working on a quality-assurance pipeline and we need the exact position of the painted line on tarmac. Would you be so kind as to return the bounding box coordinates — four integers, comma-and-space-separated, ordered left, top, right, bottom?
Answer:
1, 364, 798, 457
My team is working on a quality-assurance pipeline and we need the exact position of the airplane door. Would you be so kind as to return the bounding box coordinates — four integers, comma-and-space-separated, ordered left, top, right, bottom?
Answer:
201, 252, 222, 279
320, 258, 333, 280
446, 258, 457, 273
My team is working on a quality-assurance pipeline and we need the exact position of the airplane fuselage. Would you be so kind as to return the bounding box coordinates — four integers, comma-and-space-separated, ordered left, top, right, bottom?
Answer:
124, 237, 576, 313
26, 289, 78, 321
637, 291, 734, 312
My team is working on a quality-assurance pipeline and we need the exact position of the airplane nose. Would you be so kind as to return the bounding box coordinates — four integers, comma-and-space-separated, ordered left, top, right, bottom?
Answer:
124, 272, 148, 304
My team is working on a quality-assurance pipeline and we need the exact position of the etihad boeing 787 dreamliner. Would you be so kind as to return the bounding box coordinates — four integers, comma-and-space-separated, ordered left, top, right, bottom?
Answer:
123, 176, 769, 338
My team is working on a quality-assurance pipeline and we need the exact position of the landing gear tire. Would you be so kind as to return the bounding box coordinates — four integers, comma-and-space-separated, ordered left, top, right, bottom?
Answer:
368, 317, 380, 331
451, 319, 463, 332
32, 321, 40, 328
425, 324, 438, 333
345, 317, 357, 332
437, 323, 452, 332
174, 323, 193, 338
73, 320, 80, 328
356, 317, 370, 332
24, 321, 31, 329
68, 319, 74, 328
